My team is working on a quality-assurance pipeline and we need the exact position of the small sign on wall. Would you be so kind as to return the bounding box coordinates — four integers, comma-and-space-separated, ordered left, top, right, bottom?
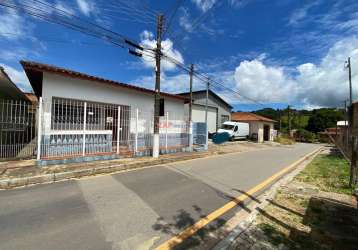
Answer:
106, 117, 113, 123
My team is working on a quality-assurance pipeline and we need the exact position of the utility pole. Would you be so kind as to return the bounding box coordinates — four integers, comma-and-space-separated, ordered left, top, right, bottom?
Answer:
346, 57, 357, 186
205, 81, 209, 150
348, 57, 353, 106
345, 100, 349, 147
188, 64, 194, 151
287, 105, 291, 136
153, 14, 164, 158
278, 109, 282, 132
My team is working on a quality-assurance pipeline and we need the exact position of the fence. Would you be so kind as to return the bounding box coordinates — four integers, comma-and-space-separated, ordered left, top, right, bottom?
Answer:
37, 98, 191, 161
0, 97, 204, 162
0, 100, 37, 160
332, 125, 351, 159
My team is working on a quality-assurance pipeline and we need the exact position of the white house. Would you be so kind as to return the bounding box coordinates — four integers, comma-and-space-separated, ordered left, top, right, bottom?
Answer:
21, 61, 190, 163
231, 112, 276, 143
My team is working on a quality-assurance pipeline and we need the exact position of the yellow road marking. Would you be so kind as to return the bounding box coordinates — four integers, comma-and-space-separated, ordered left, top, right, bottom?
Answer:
155, 147, 322, 250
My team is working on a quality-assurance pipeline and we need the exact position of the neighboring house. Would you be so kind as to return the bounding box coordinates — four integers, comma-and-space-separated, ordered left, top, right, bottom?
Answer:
0, 67, 30, 101
178, 90, 233, 134
0, 67, 37, 160
20, 61, 189, 162
231, 112, 276, 142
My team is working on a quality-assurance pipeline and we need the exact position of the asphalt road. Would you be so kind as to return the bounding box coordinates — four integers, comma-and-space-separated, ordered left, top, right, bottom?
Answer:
0, 143, 320, 250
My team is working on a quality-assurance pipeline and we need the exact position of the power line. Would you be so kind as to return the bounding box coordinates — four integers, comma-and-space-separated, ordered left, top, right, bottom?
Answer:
168, 0, 222, 47
161, 54, 266, 106
0, 0, 148, 51
1, 0, 266, 107
163, 0, 185, 36
97, 1, 157, 22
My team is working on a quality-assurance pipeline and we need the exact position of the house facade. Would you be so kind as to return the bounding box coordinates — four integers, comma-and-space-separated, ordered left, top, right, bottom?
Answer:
21, 61, 190, 163
231, 112, 276, 143
179, 90, 233, 134
0, 67, 37, 160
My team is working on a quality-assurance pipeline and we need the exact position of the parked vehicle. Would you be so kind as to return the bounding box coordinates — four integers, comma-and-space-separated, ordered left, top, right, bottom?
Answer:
217, 121, 249, 140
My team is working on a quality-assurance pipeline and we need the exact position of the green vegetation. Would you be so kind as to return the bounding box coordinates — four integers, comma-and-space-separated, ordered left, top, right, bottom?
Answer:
295, 152, 354, 194
255, 152, 358, 249
251, 107, 344, 133
294, 128, 317, 143
274, 135, 295, 145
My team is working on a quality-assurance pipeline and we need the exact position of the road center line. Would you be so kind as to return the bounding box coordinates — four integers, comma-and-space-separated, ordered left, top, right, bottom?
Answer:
155, 147, 322, 250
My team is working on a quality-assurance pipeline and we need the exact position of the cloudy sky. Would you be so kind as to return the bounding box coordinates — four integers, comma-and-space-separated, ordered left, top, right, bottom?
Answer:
1, 0, 358, 111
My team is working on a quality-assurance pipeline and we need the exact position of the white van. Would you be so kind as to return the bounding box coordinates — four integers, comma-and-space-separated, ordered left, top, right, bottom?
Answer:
217, 121, 249, 140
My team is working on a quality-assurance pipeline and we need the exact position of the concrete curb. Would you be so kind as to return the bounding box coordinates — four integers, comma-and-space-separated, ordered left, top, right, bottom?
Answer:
0, 144, 319, 190
212, 147, 324, 250
0, 152, 212, 190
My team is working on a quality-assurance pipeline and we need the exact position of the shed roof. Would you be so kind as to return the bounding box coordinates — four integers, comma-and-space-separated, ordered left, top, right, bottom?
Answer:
231, 112, 276, 123
20, 61, 188, 102
178, 90, 233, 109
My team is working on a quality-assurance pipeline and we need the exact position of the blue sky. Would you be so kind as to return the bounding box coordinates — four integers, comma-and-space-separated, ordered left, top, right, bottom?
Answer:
1, 0, 358, 111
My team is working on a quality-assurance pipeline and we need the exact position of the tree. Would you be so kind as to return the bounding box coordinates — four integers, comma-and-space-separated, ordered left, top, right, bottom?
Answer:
305, 109, 344, 133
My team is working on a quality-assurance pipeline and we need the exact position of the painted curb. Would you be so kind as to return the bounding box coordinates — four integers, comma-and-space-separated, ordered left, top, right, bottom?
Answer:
0, 152, 211, 190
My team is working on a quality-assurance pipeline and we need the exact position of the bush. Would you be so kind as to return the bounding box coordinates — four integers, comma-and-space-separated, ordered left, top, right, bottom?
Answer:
274, 134, 295, 145
295, 129, 317, 143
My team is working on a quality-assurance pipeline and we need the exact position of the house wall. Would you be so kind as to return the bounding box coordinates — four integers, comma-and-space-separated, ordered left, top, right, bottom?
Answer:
182, 92, 232, 132
42, 73, 185, 115
40, 72, 186, 138
193, 93, 231, 127
190, 104, 217, 133
248, 121, 274, 143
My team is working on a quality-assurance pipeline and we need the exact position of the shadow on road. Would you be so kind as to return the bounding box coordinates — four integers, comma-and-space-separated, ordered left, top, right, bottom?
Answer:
152, 205, 229, 249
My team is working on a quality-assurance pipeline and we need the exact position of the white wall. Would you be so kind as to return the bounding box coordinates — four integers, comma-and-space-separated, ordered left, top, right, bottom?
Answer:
42, 73, 185, 115
249, 121, 274, 143
41, 73, 186, 135
190, 104, 217, 133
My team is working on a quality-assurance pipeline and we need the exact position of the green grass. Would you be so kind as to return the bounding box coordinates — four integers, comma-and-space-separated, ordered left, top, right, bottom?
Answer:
274, 135, 295, 145
295, 153, 354, 195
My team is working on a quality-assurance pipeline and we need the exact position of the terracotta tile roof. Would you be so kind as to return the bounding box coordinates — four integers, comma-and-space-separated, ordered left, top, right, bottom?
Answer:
24, 93, 38, 104
231, 112, 276, 122
20, 61, 188, 102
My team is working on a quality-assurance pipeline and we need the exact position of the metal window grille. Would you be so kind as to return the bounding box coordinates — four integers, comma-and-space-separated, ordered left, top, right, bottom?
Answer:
0, 100, 37, 160
38, 98, 190, 160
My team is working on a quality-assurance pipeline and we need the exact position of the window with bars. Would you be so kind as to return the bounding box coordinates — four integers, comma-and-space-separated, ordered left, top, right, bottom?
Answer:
51, 97, 109, 130
51, 98, 84, 130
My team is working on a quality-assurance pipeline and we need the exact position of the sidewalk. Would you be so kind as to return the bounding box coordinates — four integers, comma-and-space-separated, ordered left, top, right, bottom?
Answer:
0, 141, 270, 190
216, 147, 358, 250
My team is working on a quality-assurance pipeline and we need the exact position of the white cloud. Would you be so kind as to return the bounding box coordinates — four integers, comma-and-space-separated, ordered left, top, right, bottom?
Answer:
139, 30, 184, 72
233, 36, 358, 107
0, 7, 28, 40
76, 0, 95, 16
288, 2, 321, 26
234, 57, 297, 103
134, 73, 194, 94
55, 1, 76, 15
191, 0, 216, 12
0, 64, 32, 92
179, 8, 193, 32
